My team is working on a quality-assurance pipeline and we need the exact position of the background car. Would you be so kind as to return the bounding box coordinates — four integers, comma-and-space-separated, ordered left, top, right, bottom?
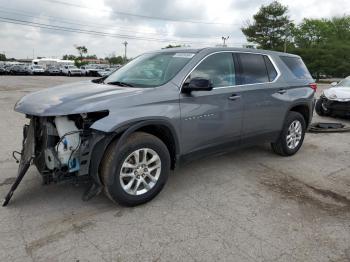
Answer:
316, 76, 350, 117
62, 65, 82, 76
80, 65, 101, 76
45, 66, 61, 75
97, 67, 116, 77
9, 65, 28, 75
0, 66, 5, 75
29, 65, 45, 75
3, 65, 13, 74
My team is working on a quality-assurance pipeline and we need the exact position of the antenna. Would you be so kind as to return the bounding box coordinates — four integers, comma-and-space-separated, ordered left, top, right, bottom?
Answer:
221, 36, 230, 47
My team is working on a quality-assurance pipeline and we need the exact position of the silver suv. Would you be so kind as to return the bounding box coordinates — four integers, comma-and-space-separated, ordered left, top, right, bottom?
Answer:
4, 47, 316, 206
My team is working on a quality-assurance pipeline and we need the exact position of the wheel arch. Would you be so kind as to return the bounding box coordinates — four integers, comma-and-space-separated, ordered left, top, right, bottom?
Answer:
107, 120, 180, 170
288, 103, 311, 128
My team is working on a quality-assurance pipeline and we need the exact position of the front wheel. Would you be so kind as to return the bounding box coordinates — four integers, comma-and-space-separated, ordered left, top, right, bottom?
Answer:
101, 132, 170, 206
315, 97, 331, 116
271, 111, 306, 156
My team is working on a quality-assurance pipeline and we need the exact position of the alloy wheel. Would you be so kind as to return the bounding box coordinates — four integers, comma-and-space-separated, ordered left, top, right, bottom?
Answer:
286, 120, 302, 150
119, 148, 161, 196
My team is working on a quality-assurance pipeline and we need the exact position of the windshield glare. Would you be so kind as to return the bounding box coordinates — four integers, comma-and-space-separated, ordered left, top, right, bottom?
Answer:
104, 52, 195, 87
337, 78, 350, 87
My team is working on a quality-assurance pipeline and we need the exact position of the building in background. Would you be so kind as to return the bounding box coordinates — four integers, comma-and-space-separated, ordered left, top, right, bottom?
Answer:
32, 58, 74, 69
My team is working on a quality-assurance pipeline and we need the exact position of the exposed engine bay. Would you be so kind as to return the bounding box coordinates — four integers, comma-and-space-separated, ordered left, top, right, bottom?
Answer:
3, 111, 110, 206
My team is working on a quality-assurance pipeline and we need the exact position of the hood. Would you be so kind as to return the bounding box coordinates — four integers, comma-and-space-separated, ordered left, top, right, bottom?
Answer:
324, 87, 350, 101
15, 80, 145, 116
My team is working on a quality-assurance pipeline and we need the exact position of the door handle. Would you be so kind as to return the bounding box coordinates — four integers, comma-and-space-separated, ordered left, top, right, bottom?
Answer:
228, 94, 241, 101
277, 89, 287, 94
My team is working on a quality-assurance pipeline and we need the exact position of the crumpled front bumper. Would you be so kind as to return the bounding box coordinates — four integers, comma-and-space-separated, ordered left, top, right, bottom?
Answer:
3, 116, 114, 206
322, 95, 350, 116
3, 120, 35, 206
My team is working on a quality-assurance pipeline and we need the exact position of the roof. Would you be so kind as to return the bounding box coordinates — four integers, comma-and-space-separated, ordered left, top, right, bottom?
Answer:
154, 47, 299, 57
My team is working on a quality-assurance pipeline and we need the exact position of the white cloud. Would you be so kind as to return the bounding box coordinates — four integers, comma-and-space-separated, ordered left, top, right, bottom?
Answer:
0, 0, 348, 59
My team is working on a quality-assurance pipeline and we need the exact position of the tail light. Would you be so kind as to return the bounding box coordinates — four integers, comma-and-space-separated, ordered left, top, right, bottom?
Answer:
309, 83, 317, 92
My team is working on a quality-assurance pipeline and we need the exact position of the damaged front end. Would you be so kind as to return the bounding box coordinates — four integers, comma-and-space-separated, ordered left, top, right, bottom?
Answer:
3, 111, 111, 206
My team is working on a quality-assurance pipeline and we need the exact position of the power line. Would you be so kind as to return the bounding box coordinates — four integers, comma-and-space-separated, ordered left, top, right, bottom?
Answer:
0, 16, 239, 46
43, 0, 240, 26
0, 8, 229, 39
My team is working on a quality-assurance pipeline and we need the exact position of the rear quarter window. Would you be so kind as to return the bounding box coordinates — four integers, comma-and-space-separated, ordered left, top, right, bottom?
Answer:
280, 56, 312, 80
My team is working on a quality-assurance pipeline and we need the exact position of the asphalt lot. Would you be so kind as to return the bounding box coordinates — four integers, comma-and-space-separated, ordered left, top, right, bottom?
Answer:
0, 75, 350, 262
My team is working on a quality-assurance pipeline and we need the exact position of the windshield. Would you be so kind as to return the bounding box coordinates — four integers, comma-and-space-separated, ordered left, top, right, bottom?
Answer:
337, 78, 350, 87
104, 52, 195, 87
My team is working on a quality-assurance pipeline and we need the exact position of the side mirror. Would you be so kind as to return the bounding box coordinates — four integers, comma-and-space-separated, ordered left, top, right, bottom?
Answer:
331, 82, 338, 87
182, 78, 213, 93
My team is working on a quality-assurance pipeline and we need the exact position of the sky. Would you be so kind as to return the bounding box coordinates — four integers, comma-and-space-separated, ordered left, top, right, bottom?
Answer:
0, 0, 349, 59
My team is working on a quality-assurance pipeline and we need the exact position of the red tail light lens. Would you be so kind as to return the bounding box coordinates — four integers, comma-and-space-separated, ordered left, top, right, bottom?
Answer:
309, 83, 317, 92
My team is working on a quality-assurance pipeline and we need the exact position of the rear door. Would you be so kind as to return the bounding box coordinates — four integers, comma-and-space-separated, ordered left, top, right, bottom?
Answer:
235, 53, 286, 140
179, 52, 243, 154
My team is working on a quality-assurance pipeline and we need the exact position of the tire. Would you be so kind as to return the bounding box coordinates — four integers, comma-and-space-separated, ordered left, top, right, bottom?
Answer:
101, 132, 171, 206
315, 97, 331, 116
271, 111, 306, 156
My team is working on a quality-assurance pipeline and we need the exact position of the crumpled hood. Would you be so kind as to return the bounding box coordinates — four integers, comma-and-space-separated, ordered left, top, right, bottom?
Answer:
324, 87, 350, 101
15, 80, 145, 116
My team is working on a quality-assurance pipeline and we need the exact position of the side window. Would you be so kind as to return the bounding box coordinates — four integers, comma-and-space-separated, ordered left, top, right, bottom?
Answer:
188, 53, 235, 88
238, 53, 269, 84
263, 56, 278, 82
280, 56, 312, 80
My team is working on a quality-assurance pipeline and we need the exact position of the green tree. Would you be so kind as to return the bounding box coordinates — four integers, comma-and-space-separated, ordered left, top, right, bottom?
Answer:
0, 53, 6, 61
291, 16, 350, 78
85, 54, 97, 59
293, 19, 332, 48
75, 45, 88, 59
62, 54, 76, 60
241, 1, 293, 51
105, 55, 124, 65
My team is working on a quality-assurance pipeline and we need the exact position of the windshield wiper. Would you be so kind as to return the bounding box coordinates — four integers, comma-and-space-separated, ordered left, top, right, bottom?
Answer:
105, 81, 134, 87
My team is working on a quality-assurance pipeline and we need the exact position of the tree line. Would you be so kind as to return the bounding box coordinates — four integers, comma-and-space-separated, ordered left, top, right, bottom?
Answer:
62, 45, 125, 67
241, 1, 350, 79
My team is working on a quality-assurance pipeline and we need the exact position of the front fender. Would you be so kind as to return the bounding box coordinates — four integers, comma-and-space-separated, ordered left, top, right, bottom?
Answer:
88, 118, 181, 186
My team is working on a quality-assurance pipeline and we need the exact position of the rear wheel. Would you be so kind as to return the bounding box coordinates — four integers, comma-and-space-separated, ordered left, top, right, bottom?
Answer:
315, 97, 331, 116
271, 111, 306, 156
101, 132, 170, 206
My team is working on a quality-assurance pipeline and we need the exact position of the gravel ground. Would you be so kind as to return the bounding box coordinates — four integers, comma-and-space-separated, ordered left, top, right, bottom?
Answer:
0, 75, 349, 262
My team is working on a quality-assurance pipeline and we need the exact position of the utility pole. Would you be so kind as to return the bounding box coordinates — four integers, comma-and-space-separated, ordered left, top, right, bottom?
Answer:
221, 36, 229, 47
122, 41, 128, 62
284, 24, 291, 53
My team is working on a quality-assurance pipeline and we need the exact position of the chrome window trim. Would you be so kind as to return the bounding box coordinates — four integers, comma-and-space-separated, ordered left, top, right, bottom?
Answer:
179, 50, 281, 92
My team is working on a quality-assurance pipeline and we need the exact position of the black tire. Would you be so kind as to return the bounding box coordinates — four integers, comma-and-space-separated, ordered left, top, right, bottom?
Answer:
315, 97, 331, 116
101, 132, 171, 206
271, 111, 306, 156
